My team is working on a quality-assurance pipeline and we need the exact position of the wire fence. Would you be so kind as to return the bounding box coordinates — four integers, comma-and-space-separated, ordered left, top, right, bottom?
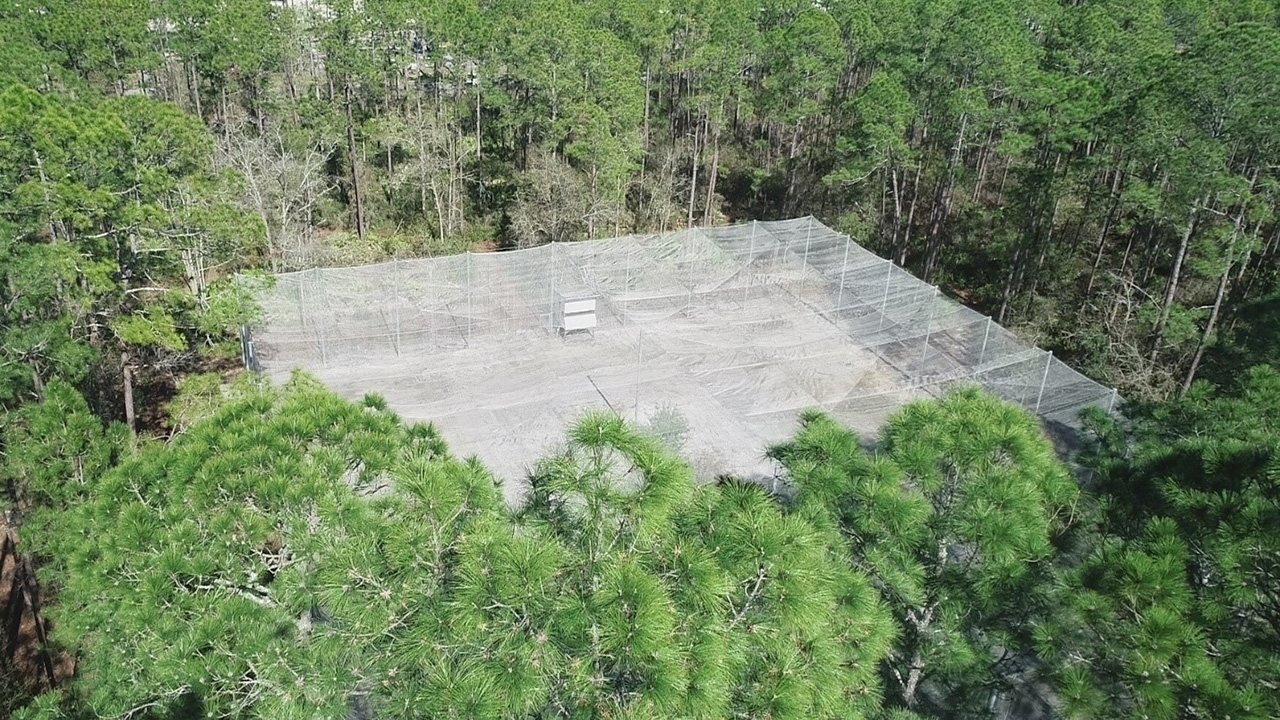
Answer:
244, 218, 1117, 485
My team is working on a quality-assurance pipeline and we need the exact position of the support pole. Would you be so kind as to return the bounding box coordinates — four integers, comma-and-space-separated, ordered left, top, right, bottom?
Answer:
978, 316, 992, 367
392, 258, 401, 356
744, 220, 758, 304
234, 274, 250, 370
877, 259, 893, 330
1034, 350, 1053, 415
634, 330, 643, 422
622, 243, 631, 325
549, 245, 557, 330
315, 269, 328, 367
835, 236, 850, 319
921, 287, 939, 366
801, 219, 813, 281
1106, 387, 1118, 414
296, 271, 305, 327
466, 251, 472, 343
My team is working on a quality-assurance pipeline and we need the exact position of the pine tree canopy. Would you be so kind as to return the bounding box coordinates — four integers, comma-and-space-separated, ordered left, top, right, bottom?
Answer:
1044, 367, 1280, 720
9, 374, 902, 719
772, 386, 1080, 714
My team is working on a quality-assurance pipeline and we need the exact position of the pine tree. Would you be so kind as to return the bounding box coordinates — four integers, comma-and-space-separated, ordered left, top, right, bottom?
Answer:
772, 387, 1080, 715
12, 381, 897, 718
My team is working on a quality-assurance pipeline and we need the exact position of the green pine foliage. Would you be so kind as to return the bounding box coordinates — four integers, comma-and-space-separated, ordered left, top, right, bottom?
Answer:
1043, 366, 1280, 720
13, 378, 896, 718
772, 387, 1080, 714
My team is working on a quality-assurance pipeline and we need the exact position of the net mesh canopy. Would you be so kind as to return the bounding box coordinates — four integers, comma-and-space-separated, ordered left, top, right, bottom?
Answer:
248, 218, 1116, 503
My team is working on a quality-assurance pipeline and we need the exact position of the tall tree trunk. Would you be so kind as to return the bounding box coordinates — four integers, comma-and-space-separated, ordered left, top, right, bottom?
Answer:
687, 119, 701, 228
1182, 171, 1256, 391
122, 351, 136, 438
703, 117, 720, 225
922, 112, 967, 281
783, 122, 803, 216
1084, 165, 1124, 300
344, 80, 367, 242
1181, 244, 1234, 394
900, 161, 924, 266
188, 63, 203, 119
640, 68, 650, 193
1149, 197, 1204, 364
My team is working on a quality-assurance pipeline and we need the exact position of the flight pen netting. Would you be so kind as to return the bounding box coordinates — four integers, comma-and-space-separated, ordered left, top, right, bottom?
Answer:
247, 218, 1117, 493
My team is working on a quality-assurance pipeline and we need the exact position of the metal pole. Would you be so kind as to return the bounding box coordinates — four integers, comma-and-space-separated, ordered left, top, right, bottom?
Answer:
634, 330, 643, 422
392, 258, 401, 356
296, 270, 305, 327
835, 237, 850, 319
466, 252, 472, 343
921, 287, 938, 365
549, 245, 557, 330
744, 220, 758, 304
234, 273, 249, 370
622, 244, 631, 325
1106, 388, 1118, 414
978, 316, 992, 366
316, 269, 327, 367
878, 259, 893, 330
801, 219, 813, 280
1034, 350, 1053, 414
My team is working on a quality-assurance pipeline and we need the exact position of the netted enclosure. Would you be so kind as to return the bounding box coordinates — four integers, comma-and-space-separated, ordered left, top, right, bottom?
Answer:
246, 218, 1117, 502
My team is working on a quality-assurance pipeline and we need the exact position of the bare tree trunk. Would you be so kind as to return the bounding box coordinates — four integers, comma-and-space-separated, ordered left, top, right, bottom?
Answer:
703, 117, 720, 225
188, 63, 203, 119
1182, 171, 1255, 391
900, 161, 924, 266
640, 69, 651, 193
1084, 166, 1124, 300
783, 122, 802, 216
687, 119, 700, 228
1149, 196, 1204, 364
923, 112, 967, 281
122, 352, 136, 438
344, 80, 367, 242
1181, 248, 1232, 394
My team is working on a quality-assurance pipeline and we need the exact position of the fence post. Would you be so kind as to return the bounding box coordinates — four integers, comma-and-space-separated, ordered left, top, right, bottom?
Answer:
835, 236, 851, 319
1034, 350, 1053, 414
921, 287, 939, 366
744, 220, 758, 304
877, 259, 893, 330
622, 243, 631, 325
549, 244, 558, 331
466, 251, 472, 343
295, 271, 305, 327
234, 274, 249, 371
392, 258, 401, 356
978, 316, 992, 366
314, 269, 328, 367
1106, 387, 1118, 414
634, 329, 644, 422
800, 218, 813, 280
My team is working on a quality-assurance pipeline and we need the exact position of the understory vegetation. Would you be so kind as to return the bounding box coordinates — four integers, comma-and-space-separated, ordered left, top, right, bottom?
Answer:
2, 0, 1279, 717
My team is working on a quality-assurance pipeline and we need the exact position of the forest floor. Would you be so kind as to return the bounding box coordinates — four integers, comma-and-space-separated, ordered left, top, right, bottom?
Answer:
1, 524, 75, 698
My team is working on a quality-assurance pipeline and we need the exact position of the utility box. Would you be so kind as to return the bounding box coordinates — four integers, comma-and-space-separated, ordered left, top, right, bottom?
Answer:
554, 293, 597, 335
